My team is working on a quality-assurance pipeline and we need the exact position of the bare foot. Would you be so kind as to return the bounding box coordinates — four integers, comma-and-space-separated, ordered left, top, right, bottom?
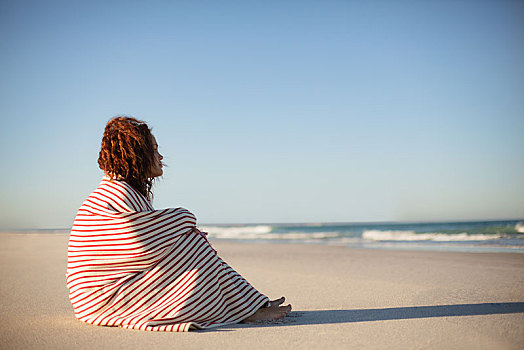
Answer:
241, 297, 292, 323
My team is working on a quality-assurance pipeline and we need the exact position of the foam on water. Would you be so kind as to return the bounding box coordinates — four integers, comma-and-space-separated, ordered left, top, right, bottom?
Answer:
362, 230, 502, 242
6, 219, 523, 253
197, 220, 524, 252
200, 225, 272, 239
201, 225, 338, 240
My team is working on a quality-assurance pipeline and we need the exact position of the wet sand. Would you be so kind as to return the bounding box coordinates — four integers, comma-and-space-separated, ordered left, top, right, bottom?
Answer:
1, 233, 523, 349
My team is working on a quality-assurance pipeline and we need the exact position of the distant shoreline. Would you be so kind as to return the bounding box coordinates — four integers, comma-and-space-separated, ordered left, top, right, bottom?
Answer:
2, 217, 523, 232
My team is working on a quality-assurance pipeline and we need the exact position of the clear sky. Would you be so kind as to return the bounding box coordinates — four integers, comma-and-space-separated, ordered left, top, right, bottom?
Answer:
1, 0, 523, 229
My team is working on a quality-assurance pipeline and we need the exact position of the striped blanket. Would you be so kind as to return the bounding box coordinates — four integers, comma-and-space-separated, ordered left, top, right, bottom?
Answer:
67, 177, 268, 331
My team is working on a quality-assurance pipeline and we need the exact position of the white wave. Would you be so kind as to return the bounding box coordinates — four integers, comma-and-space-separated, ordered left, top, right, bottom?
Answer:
200, 225, 338, 240
516, 222, 524, 233
362, 230, 502, 242
200, 225, 273, 239
257, 232, 339, 240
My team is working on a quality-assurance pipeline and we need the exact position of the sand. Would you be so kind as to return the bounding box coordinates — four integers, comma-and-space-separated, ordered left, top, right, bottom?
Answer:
1, 233, 523, 349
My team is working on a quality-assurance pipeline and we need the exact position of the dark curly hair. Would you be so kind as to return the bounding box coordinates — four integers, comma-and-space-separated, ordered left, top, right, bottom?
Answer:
97, 116, 156, 200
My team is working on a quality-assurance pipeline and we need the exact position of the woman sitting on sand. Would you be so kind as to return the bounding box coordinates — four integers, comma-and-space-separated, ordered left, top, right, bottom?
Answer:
66, 116, 291, 331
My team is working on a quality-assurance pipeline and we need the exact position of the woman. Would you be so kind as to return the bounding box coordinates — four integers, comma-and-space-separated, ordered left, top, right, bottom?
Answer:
66, 116, 291, 331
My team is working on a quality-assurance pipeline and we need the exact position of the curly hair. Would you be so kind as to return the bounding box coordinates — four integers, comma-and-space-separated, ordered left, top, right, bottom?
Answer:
98, 116, 156, 200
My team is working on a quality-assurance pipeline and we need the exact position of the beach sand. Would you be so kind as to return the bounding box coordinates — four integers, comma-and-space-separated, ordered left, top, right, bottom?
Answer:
1, 233, 523, 349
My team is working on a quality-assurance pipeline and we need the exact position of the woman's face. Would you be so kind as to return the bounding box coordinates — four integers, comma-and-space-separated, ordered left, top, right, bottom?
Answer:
150, 135, 164, 178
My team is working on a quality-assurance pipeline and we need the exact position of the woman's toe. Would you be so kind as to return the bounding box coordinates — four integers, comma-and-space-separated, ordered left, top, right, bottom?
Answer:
270, 297, 285, 307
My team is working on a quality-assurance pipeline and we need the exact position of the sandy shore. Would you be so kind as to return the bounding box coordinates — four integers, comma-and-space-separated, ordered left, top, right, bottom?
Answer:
1, 233, 523, 349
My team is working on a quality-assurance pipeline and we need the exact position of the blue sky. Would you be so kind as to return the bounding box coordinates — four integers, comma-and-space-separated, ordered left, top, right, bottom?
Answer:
1, 0, 523, 229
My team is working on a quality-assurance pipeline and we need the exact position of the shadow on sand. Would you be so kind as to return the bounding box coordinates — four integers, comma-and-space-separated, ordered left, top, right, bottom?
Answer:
215, 302, 524, 330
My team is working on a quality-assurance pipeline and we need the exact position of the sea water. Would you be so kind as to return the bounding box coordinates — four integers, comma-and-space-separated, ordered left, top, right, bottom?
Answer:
201, 220, 524, 253
14, 219, 523, 253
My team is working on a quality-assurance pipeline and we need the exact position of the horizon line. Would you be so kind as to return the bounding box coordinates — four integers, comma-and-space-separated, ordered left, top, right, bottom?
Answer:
2, 217, 523, 232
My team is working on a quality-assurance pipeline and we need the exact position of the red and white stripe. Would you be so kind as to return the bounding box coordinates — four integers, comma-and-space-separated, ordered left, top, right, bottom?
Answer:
67, 177, 268, 331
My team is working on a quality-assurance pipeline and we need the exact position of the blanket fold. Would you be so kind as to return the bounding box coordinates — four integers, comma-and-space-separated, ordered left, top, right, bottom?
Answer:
67, 177, 268, 331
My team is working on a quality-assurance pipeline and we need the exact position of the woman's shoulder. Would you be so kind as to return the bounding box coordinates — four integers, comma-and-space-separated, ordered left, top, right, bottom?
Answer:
92, 177, 152, 212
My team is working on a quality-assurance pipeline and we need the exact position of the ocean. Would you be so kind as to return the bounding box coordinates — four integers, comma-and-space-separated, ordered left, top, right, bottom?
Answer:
200, 219, 524, 253
10, 219, 523, 253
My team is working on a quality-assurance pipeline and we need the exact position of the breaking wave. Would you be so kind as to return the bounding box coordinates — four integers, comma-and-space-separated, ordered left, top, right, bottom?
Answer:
362, 230, 502, 242
194, 220, 524, 252
200, 225, 338, 240
200, 225, 272, 239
